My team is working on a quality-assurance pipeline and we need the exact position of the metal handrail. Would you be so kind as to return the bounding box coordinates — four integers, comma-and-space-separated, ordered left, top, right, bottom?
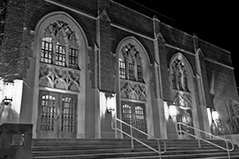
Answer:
111, 117, 166, 159
176, 122, 234, 159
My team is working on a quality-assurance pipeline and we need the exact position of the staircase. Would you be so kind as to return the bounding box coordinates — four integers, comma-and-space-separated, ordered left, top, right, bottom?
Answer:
32, 138, 239, 159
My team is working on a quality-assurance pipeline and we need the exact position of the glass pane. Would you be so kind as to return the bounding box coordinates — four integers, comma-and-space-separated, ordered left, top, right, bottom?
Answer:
55, 43, 66, 66
41, 39, 53, 64
40, 95, 56, 131
61, 97, 76, 132
119, 59, 126, 79
129, 63, 135, 80
69, 48, 78, 69
137, 65, 143, 82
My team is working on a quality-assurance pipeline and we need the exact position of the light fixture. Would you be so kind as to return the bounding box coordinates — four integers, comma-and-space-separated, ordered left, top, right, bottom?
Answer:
2, 81, 14, 105
100, 92, 116, 117
106, 93, 116, 114
212, 109, 219, 121
169, 104, 178, 122
3, 97, 13, 105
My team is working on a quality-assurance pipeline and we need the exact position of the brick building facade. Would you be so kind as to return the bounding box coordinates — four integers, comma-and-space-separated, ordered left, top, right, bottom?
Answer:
0, 0, 238, 139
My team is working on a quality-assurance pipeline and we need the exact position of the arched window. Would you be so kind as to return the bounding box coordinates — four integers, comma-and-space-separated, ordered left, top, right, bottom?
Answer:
119, 43, 143, 82
41, 20, 79, 69
170, 55, 191, 108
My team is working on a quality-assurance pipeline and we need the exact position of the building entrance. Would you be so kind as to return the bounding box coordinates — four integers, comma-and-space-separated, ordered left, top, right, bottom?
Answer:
37, 90, 77, 138
121, 101, 147, 138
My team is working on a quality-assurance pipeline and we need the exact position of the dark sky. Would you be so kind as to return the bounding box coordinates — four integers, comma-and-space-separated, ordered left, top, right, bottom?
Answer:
114, 1, 238, 84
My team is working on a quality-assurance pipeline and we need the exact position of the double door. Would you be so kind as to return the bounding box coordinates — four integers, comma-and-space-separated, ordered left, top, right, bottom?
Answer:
37, 91, 77, 138
121, 101, 147, 138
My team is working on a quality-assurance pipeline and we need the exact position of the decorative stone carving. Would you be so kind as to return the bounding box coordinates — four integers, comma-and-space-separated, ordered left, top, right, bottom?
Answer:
99, 9, 111, 22
39, 64, 80, 92
173, 90, 192, 109
171, 56, 189, 92
120, 79, 146, 101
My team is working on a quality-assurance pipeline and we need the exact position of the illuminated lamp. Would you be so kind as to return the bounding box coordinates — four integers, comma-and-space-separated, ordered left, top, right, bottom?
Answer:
212, 109, 219, 121
169, 104, 178, 122
2, 81, 14, 105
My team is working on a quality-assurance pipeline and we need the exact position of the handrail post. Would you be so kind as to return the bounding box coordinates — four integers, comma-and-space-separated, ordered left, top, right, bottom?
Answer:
226, 142, 230, 159
197, 129, 201, 148
112, 117, 167, 157
198, 138, 201, 148
130, 124, 134, 150
157, 140, 162, 159
179, 123, 182, 139
175, 122, 234, 156
114, 118, 117, 138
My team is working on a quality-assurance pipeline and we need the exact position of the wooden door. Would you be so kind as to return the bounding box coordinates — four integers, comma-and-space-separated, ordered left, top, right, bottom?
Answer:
37, 91, 77, 138
121, 101, 147, 138
37, 91, 58, 138
59, 94, 77, 138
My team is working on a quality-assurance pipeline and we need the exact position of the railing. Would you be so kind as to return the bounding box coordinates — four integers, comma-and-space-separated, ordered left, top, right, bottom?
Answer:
111, 117, 166, 159
176, 122, 234, 159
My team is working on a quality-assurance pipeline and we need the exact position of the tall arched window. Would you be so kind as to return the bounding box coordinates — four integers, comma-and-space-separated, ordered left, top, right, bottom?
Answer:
41, 20, 79, 69
117, 37, 151, 138
35, 12, 88, 139
170, 54, 194, 137
170, 55, 191, 108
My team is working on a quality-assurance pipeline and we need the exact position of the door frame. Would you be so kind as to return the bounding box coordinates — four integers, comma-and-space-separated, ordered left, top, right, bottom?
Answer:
37, 90, 77, 138
121, 100, 147, 138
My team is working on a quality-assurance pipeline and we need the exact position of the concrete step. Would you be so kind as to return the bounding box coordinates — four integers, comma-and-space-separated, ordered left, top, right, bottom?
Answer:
31, 139, 239, 159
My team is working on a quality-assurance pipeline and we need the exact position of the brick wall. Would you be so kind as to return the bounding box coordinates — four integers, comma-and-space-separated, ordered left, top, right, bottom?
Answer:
1, 0, 237, 104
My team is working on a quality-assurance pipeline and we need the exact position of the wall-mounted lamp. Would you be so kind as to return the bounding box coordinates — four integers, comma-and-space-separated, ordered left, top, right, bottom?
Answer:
106, 93, 116, 114
3, 97, 13, 105
0, 79, 23, 115
100, 91, 116, 117
212, 109, 219, 121
169, 104, 178, 122
2, 81, 14, 105
211, 109, 220, 134
107, 108, 115, 113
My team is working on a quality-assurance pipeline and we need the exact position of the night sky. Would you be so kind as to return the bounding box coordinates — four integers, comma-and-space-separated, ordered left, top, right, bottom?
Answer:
114, 1, 238, 85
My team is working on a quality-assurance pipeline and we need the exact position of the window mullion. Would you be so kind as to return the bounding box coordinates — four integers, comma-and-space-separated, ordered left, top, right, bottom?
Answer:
134, 59, 138, 81
52, 39, 56, 65
66, 43, 69, 67
126, 60, 129, 80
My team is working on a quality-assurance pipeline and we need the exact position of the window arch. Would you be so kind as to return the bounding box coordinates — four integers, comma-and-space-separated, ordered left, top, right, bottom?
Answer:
41, 20, 80, 69
119, 43, 144, 82
36, 12, 88, 92
117, 37, 150, 102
